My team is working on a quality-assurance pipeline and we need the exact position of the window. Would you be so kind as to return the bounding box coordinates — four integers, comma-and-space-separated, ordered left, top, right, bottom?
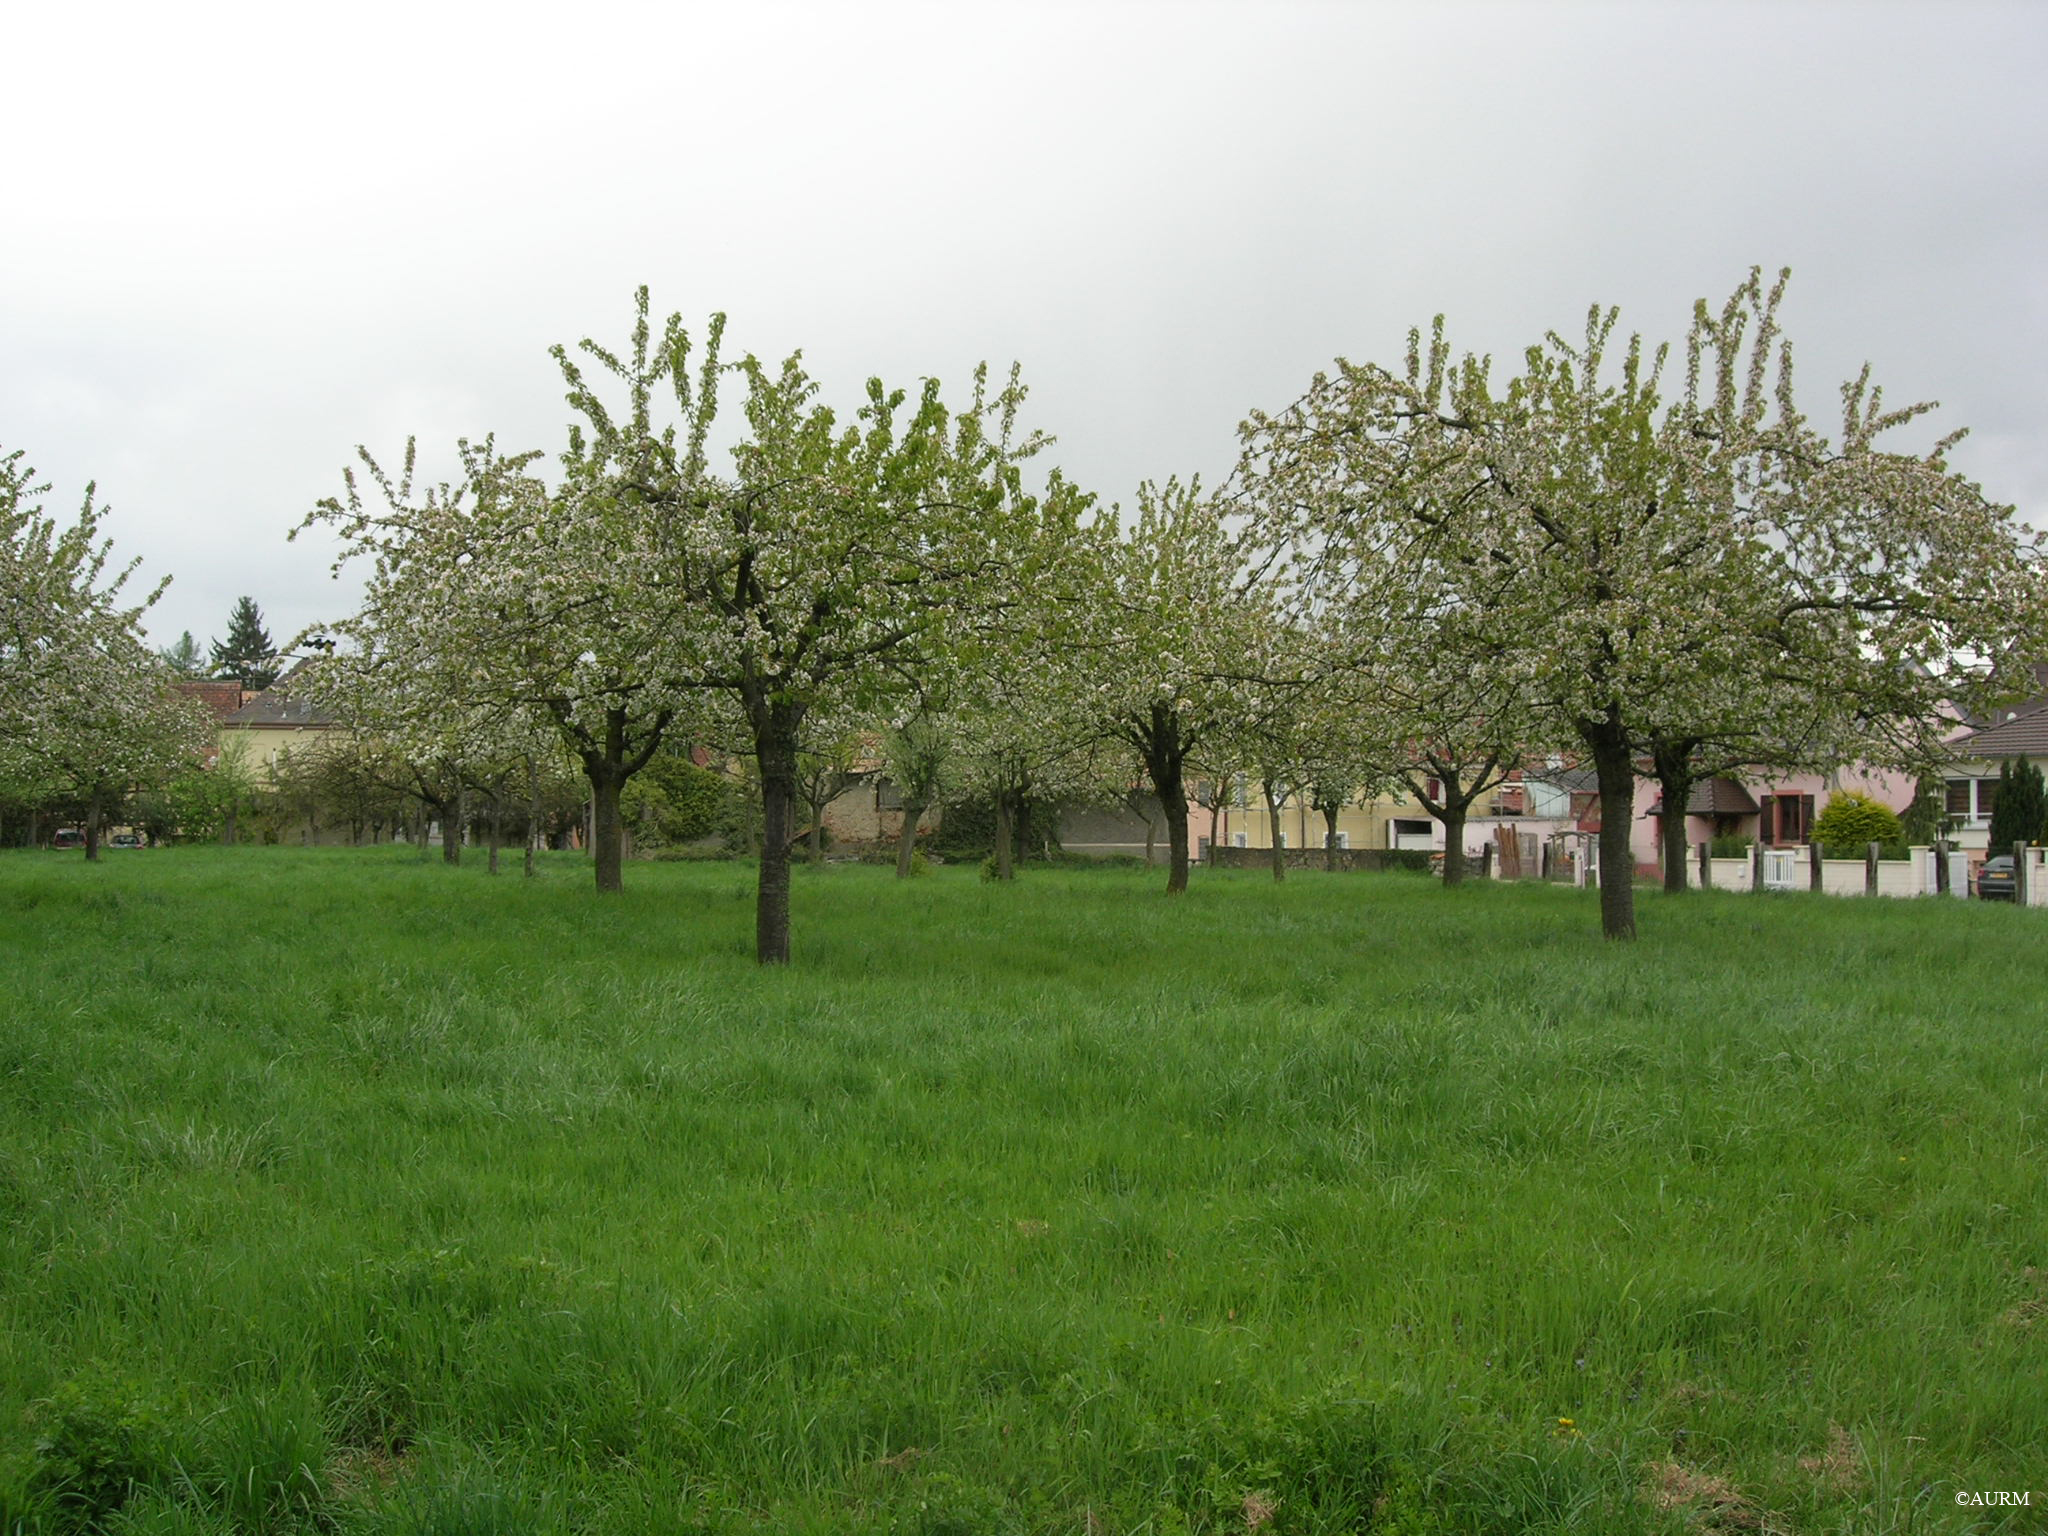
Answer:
1759, 793, 1815, 845
1232, 832, 1247, 849
1945, 778, 1997, 823
1335, 831, 1350, 849
1276, 831, 1286, 849
1391, 818, 1434, 849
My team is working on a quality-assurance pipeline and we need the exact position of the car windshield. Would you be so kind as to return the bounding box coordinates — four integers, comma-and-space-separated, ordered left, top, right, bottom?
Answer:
1984, 857, 2014, 871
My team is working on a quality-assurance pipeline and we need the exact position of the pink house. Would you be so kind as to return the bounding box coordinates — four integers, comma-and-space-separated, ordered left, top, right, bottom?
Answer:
1633, 766, 1916, 877
1460, 762, 1918, 879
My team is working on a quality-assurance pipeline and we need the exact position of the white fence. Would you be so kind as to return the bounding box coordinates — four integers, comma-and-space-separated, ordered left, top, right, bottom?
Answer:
1693, 846, 1978, 899
1484, 835, 2038, 902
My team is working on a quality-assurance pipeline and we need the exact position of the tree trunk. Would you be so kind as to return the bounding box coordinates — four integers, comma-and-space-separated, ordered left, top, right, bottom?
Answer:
1161, 792, 1190, 894
994, 792, 1015, 880
1581, 716, 1639, 940
488, 796, 502, 875
1440, 804, 1467, 886
1324, 805, 1341, 872
1144, 813, 1157, 866
1658, 790, 1692, 894
809, 805, 825, 864
524, 761, 538, 878
441, 804, 461, 865
1136, 704, 1192, 894
1262, 779, 1286, 883
895, 800, 926, 878
589, 766, 625, 894
754, 706, 802, 964
1650, 740, 1699, 895
84, 799, 102, 862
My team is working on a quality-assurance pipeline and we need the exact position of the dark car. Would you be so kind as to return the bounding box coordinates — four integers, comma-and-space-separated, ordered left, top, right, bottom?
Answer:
109, 832, 143, 849
51, 828, 84, 850
1975, 855, 2017, 901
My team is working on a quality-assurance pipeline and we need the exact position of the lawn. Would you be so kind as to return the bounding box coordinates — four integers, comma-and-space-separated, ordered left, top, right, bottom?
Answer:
0, 848, 2042, 1534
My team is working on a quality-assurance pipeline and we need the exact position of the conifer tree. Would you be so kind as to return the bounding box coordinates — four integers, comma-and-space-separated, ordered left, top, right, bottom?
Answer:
209, 596, 277, 689
158, 630, 204, 676
1986, 757, 2046, 852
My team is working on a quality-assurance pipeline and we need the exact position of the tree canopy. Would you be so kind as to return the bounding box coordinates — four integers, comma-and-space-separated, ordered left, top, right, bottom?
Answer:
1239, 269, 2042, 938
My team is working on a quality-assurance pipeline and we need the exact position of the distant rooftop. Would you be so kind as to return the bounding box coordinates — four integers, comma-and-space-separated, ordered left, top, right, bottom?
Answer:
222, 688, 334, 728
1954, 702, 2048, 761
173, 678, 249, 723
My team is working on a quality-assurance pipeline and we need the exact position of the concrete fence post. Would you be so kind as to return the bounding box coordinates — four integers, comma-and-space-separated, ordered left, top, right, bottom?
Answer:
1697, 841, 1711, 889
2016, 841, 2030, 906
1479, 842, 1493, 881
1865, 841, 1880, 897
1751, 840, 1766, 893
1934, 838, 1950, 896
1809, 841, 1823, 893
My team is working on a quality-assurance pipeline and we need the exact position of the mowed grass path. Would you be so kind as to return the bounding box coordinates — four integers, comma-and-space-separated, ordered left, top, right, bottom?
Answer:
0, 849, 2042, 1534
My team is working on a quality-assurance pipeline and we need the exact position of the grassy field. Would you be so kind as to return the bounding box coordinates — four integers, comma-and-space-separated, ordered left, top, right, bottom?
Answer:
0, 848, 2042, 1535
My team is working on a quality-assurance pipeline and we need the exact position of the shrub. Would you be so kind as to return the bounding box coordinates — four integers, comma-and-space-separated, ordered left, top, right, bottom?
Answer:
622, 748, 731, 850
1986, 756, 2046, 852
1810, 791, 1903, 854
28, 1371, 179, 1528
1898, 772, 1953, 846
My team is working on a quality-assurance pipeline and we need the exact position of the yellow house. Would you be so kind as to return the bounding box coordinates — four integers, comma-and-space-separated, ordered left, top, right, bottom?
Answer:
1192, 777, 1440, 859
215, 690, 340, 778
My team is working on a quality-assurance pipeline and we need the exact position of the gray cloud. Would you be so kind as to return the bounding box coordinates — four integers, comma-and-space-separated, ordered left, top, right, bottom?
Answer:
5, 0, 2042, 651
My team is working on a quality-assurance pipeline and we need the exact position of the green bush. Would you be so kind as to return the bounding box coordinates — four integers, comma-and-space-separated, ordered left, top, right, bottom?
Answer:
622, 748, 730, 850
931, 796, 1062, 863
1821, 839, 1911, 862
1809, 791, 1903, 853
27, 1371, 180, 1528
1708, 833, 1752, 859
1898, 772, 1952, 846
1986, 756, 2046, 852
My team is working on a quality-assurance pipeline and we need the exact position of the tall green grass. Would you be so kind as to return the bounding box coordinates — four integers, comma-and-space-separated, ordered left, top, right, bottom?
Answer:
1, 847, 2042, 1533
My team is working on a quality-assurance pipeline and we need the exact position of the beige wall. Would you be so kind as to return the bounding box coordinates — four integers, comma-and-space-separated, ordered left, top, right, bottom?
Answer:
1209, 788, 1436, 855
217, 723, 344, 780
817, 776, 940, 846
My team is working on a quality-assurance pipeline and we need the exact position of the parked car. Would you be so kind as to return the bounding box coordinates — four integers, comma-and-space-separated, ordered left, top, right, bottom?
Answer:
109, 832, 143, 849
1975, 855, 2017, 901
51, 828, 84, 850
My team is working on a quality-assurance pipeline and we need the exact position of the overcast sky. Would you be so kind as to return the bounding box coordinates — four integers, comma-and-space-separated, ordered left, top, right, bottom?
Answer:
5, 0, 2044, 654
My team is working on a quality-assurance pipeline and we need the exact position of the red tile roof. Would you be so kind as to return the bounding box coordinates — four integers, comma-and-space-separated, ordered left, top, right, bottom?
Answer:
174, 679, 249, 722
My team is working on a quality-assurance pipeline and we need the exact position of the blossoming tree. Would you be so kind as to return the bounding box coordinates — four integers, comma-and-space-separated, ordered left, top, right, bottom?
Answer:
551, 292, 1089, 961
1, 446, 206, 852
1241, 271, 2041, 938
